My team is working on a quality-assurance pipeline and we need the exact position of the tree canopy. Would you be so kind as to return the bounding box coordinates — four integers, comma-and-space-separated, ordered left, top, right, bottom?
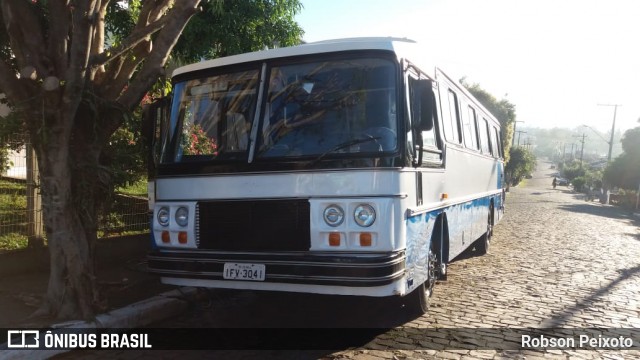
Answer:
604, 126, 640, 190
460, 78, 516, 163
505, 146, 536, 186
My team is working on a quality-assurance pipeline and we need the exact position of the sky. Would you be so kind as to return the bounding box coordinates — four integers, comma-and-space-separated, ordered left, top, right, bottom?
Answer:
295, 0, 640, 136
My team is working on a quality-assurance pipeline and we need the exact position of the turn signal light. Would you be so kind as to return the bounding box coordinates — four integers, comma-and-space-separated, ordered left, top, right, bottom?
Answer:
178, 231, 188, 244
359, 233, 372, 246
161, 231, 170, 243
328, 233, 341, 246
441, 193, 449, 200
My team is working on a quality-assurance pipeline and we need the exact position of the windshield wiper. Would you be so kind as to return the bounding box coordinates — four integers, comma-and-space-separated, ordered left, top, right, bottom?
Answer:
308, 135, 380, 167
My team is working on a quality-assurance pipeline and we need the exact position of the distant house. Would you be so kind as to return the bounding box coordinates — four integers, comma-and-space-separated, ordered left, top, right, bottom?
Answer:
589, 159, 609, 171
0, 100, 27, 180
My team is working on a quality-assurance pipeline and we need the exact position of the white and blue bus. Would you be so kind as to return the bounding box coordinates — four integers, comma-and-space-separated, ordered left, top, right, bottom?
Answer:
145, 37, 505, 314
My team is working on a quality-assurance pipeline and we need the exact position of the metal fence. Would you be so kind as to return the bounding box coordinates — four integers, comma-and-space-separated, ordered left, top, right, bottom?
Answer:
1, 137, 149, 250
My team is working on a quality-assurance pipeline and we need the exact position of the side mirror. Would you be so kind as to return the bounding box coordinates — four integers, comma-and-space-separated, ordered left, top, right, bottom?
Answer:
141, 97, 170, 147
142, 97, 170, 174
417, 80, 436, 131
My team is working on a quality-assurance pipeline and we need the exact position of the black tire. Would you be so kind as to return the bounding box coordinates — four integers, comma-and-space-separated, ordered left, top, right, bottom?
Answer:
477, 205, 493, 255
405, 247, 437, 315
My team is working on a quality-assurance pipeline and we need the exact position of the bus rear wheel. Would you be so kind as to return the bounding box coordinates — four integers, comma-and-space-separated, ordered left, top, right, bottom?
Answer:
405, 247, 437, 315
477, 206, 493, 255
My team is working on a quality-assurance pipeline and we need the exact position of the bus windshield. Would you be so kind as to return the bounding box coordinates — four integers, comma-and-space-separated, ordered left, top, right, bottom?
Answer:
161, 57, 397, 164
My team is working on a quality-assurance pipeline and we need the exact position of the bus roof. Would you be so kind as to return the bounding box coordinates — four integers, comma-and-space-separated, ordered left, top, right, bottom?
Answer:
171, 37, 420, 77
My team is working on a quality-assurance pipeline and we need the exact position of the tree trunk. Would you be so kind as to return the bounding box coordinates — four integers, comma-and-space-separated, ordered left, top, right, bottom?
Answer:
34, 124, 100, 320
0, 0, 203, 321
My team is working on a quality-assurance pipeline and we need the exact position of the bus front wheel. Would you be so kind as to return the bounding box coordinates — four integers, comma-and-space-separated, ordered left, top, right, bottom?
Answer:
405, 247, 437, 315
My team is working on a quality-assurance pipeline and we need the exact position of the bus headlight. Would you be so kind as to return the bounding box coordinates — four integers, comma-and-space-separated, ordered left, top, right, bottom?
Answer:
157, 207, 170, 227
175, 207, 189, 227
354, 204, 376, 227
323, 205, 344, 227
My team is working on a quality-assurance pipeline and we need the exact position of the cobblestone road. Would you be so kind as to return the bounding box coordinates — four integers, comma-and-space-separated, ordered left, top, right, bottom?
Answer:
58, 161, 640, 359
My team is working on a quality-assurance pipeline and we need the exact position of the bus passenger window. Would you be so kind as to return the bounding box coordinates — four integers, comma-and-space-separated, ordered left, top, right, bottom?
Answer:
444, 89, 461, 143
463, 105, 479, 150
492, 127, 503, 158
479, 118, 491, 155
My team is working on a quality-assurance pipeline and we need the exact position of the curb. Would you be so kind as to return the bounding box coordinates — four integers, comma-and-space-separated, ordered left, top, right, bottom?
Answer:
0, 287, 197, 360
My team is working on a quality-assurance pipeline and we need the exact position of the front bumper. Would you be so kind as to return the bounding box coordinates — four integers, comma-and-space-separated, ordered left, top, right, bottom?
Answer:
148, 249, 405, 287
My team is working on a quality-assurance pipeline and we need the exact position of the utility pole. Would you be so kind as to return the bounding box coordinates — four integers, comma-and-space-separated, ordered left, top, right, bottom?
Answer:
516, 130, 527, 147
596, 104, 622, 205
573, 133, 587, 168
597, 104, 621, 161
570, 143, 575, 160
511, 120, 524, 148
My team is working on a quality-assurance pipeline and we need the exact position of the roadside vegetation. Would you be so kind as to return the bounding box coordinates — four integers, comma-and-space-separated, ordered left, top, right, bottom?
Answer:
548, 125, 640, 211
0, 0, 305, 320
0, 179, 27, 250
505, 147, 536, 186
0, 178, 149, 251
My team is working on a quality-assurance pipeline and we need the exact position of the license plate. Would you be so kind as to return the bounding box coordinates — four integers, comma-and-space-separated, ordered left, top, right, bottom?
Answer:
223, 263, 266, 281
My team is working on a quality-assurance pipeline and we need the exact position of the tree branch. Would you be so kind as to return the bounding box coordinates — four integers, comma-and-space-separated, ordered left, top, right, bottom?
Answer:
0, 60, 27, 104
91, 1, 111, 59
47, 0, 71, 75
89, 0, 112, 79
118, 0, 201, 110
90, 16, 170, 68
1, 0, 48, 78
61, 0, 99, 129
101, 41, 151, 101
138, 0, 174, 28
95, 0, 172, 88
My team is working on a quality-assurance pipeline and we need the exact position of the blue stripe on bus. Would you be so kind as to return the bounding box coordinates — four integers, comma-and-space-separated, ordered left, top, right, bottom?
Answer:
405, 194, 496, 293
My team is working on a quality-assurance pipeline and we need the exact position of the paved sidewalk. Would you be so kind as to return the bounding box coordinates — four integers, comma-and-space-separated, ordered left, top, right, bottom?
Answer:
0, 248, 176, 329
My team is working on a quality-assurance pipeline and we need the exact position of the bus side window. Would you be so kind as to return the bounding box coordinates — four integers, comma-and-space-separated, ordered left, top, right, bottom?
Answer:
479, 117, 491, 155
463, 104, 479, 150
492, 126, 503, 159
443, 89, 461, 144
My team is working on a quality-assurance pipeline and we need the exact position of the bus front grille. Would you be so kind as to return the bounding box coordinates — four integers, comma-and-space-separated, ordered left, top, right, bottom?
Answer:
197, 199, 311, 251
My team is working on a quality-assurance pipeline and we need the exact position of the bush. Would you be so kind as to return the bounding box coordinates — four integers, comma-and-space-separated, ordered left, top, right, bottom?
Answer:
572, 176, 586, 192
506, 147, 536, 186
562, 162, 586, 181
610, 189, 639, 211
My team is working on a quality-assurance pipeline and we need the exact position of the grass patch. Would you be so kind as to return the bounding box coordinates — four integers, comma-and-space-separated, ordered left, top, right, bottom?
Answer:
0, 233, 28, 251
0, 179, 26, 192
0, 178, 149, 249
116, 179, 148, 197
0, 179, 28, 250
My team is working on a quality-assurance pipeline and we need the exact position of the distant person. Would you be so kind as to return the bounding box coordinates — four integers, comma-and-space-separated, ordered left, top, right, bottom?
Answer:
552, 177, 557, 189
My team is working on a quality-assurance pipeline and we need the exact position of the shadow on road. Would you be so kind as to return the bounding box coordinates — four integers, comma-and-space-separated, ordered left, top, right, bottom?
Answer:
149, 288, 428, 354
558, 203, 633, 221
182, 288, 418, 329
530, 191, 555, 195
541, 264, 640, 328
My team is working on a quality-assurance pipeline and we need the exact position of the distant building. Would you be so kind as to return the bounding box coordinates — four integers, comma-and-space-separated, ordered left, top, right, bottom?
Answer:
0, 99, 26, 180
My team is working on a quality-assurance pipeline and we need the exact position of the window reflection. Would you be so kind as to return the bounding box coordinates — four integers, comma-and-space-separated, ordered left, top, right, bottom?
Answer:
168, 70, 259, 162
258, 59, 397, 158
